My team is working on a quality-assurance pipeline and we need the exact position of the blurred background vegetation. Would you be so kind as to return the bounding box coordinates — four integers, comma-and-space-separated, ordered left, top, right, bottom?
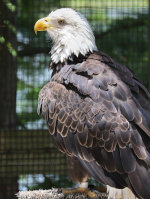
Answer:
0, 0, 149, 198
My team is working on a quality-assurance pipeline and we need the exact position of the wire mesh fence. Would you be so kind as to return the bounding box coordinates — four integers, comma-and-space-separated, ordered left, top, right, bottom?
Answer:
0, 0, 149, 198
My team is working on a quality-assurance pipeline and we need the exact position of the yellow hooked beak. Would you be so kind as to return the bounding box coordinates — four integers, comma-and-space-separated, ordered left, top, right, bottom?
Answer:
34, 17, 53, 34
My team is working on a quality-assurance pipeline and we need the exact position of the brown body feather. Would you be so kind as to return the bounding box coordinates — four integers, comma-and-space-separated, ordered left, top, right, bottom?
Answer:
38, 51, 150, 199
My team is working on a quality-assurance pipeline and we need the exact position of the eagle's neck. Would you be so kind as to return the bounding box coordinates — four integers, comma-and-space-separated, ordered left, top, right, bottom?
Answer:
49, 27, 97, 64
50, 52, 90, 76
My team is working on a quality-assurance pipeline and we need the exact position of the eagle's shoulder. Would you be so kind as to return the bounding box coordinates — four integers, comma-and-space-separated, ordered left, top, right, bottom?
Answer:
39, 51, 150, 137
51, 51, 150, 106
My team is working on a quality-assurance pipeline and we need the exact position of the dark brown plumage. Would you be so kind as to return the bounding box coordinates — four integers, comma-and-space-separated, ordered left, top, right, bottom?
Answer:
38, 51, 150, 199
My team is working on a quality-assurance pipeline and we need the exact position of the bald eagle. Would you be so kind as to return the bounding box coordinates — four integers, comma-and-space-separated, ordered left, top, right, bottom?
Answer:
34, 8, 150, 199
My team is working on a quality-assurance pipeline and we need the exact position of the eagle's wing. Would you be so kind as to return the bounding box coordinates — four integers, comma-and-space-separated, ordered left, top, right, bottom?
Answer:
38, 51, 150, 198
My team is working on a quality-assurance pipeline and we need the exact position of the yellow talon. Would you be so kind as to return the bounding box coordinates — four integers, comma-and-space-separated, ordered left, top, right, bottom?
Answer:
62, 187, 98, 198
87, 189, 97, 198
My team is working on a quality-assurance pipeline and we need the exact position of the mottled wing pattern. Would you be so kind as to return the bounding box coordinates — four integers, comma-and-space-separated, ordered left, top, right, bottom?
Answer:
38, 51, 150, 199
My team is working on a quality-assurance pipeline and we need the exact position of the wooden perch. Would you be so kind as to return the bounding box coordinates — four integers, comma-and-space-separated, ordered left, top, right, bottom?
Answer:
16, 188, 108, 199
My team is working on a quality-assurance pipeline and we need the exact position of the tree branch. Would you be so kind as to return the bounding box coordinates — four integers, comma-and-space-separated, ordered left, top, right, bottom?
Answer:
18, 45, 50, 57
16, 189, 108, 199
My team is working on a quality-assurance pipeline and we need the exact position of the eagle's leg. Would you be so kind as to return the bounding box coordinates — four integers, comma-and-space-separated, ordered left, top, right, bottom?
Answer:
62, 182, 97, 198
88, 184, 107, 193
61, 156, 105, 197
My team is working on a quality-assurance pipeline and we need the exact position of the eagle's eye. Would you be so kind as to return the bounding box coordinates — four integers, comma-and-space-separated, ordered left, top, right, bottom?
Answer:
58, 19, 65, 25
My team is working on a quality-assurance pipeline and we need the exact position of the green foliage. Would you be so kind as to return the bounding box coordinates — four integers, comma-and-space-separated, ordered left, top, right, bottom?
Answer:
98, 14, 148, 85
7, 42, 17, 56
25, 174, 105, 190
87, 12, 108, 22
3, 20, 17, 34
28, 175, 73, 190
26, 88, 40, 100
4, 0, 16, 12
0, 36, 5, 44
60, 0, 148, 8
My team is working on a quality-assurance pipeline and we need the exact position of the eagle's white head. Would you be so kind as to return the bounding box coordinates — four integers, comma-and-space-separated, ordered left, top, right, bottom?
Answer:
34, 8, 97, 64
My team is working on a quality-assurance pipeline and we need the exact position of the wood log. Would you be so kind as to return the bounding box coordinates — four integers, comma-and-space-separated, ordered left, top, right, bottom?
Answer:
16, 188, 108, 199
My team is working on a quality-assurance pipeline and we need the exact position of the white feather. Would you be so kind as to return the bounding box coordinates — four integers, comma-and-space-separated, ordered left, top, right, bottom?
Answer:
106, 185, 138, 199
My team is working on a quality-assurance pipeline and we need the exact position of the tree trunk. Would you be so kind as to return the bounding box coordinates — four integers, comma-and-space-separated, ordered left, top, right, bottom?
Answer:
0, 1, 18, 199
0, 177, 18, 199
0, 0, 17, 130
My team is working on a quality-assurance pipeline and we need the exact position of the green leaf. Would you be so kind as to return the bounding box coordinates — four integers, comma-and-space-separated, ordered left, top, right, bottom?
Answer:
0, 36, 5, 44
5, 1, 16, 12
7, 42, 17, 56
